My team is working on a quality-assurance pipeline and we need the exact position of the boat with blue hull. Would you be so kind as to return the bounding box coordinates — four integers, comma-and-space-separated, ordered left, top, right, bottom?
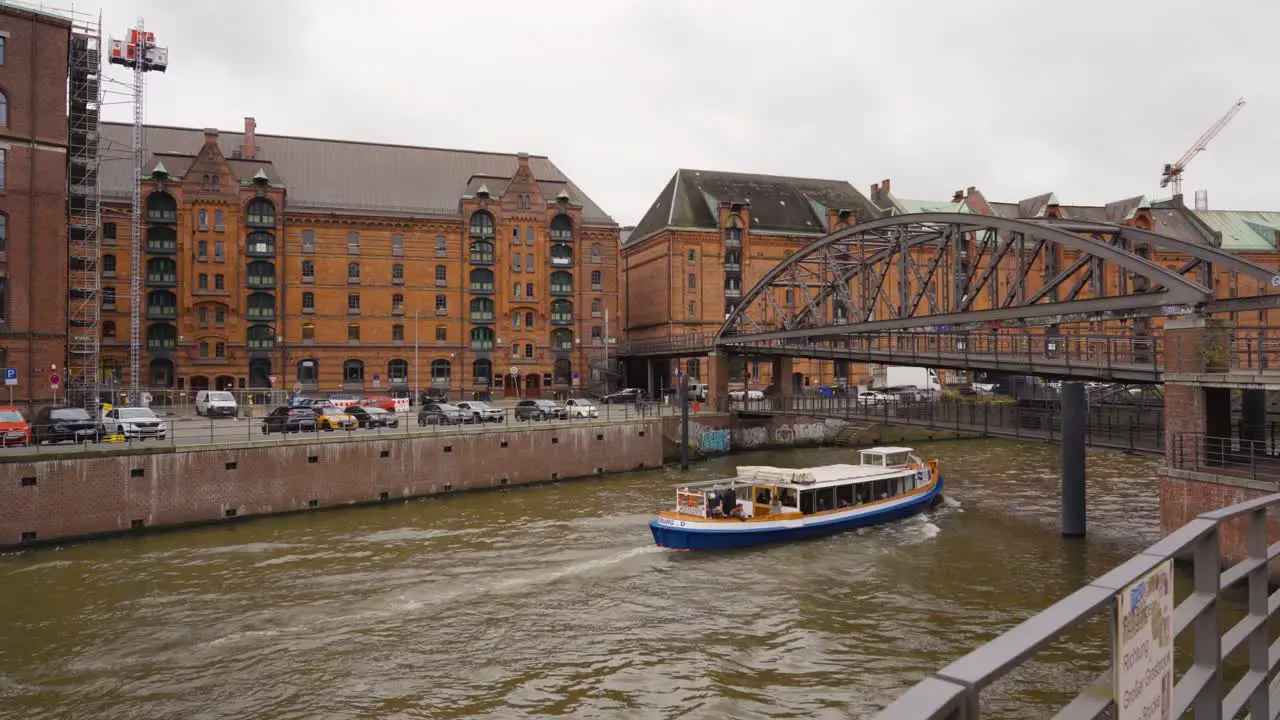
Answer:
650, 447, 942, 551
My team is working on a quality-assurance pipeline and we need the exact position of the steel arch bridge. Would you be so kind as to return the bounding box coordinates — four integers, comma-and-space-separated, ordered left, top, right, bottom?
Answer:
716, 212, 1280, 346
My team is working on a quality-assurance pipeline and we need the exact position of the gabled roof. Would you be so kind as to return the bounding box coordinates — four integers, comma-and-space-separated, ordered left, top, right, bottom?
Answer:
629, 168, 882, 244
99, 122, 614, 225
1193, 210, 1280, 252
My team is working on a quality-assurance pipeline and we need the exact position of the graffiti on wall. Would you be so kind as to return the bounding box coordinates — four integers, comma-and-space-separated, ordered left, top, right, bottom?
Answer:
698, 429, 731, 454
738, 426, 770, 448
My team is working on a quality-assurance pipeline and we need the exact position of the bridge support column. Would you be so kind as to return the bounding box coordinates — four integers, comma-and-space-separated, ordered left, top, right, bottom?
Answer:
1060, 381, 1087, 537
772, 357, 794, 410
706, 352, 730, 411
645, 359, 654, 401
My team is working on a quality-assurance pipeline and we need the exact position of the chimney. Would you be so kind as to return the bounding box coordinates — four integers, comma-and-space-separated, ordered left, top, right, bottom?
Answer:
517, 151, 529, 170
202, 128, 218, 145
952, 190, 964, 203
881, 178, 891, 194
243, 117, 257, 160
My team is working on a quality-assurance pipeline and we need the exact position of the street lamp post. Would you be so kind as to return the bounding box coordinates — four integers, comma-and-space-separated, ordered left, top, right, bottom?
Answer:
413, 309, 420, 405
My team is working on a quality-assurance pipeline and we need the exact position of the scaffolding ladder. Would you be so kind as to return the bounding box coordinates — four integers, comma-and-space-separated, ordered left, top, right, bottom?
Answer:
66, 11, 103, 410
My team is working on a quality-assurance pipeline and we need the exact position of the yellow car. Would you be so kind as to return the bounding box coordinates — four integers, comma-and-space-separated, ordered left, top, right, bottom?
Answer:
315, 405, 357, 431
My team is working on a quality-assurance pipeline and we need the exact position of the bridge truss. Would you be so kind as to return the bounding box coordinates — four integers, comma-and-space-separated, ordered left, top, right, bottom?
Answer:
718, 213, 1280, 345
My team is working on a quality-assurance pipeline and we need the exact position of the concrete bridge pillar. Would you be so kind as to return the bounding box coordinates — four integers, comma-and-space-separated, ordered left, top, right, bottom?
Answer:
706, 352, 730, 410
1060, 381, 1087, 537
772, 357, 794, 408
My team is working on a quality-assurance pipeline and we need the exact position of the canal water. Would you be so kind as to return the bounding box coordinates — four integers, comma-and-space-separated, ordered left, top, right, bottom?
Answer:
0, 439, 1164, 719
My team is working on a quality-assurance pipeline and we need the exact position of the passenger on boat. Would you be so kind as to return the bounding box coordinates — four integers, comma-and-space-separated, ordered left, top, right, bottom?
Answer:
721, 489, 739, 518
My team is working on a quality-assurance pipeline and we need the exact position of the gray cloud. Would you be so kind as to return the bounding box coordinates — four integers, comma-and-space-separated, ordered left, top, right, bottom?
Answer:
92, 0, 1279, 224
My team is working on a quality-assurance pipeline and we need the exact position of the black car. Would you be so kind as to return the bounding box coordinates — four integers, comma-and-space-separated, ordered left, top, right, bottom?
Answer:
261, 406, 318, 434
419, 388, 448, 404
32, 406, 104, 444
346, 405, 399, 429
417, 402, 466, 425
600, 388, 646, 404
514, 399, 567, 421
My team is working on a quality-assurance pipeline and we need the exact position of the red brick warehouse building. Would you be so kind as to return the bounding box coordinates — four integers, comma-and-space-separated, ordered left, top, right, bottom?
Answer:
96, 119, 622, 400
0, 4, 72, 406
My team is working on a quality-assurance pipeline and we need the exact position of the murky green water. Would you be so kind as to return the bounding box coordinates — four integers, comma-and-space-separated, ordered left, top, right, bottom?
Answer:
0, 439, 1167, 719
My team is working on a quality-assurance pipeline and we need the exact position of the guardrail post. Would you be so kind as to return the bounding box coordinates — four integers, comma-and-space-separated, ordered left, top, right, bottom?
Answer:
1191, 527, 1223, 717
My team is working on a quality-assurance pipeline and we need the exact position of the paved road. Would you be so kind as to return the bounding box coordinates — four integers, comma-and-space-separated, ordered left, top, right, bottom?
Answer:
0, 403, 699, 458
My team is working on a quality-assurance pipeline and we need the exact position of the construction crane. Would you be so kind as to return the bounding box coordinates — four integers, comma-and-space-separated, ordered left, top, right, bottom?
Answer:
1160, 97, 1246, 197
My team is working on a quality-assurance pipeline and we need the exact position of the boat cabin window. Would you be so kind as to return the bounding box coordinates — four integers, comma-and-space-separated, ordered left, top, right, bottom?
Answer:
860, 450, 911, 468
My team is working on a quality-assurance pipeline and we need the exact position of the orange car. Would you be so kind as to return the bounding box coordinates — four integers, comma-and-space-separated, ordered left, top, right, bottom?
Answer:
0, 406, 32, 446
361, 395, 398, 412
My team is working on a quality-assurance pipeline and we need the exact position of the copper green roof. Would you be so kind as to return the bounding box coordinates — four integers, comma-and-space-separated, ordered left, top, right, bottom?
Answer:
1193, 210, 1280, 252
895, 198, 965, 214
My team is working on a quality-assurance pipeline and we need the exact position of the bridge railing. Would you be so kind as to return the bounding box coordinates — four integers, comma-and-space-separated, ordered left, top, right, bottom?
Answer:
1216, 327, 1280, 373
616, 332, 718, 356
1169, 433, 1280, 486
874, 492, 1280, 719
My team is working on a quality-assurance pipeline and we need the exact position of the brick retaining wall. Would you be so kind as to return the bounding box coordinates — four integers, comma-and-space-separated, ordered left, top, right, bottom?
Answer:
1, 420, 663, 550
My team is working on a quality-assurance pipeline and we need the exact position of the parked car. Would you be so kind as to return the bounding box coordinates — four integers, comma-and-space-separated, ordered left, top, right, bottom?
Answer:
346, 405, 399, 429
564, 398, 599, 419
455, 401, 505, 423
515, 399, 568, 421
261, 406, 318, 434
417, 402, 468, 426
420, 388, 448, 405
195, 390, 238, 417
729, 389, 765, 401
327, 393, 361, 408
315, 405, 357, 430
0, 406, 32, 446
857, 391, 897, 405
361, 395, 398, 412
32, 406, 103, 445
600, 388, 646, 404
103, 406, 168, 440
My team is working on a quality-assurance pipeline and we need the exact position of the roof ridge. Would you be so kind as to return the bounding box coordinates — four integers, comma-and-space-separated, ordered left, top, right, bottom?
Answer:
103, 120, 553, 161
677, 167, 854, 185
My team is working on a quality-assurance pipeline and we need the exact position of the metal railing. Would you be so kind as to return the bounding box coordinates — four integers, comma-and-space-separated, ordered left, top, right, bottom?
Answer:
1169, 433, 1280, 486
874, 491, 1280, 719
618, 332, 719, 357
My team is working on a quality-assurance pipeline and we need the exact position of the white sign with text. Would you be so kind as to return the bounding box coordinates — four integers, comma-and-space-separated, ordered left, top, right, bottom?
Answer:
1115, 560, 1174, 720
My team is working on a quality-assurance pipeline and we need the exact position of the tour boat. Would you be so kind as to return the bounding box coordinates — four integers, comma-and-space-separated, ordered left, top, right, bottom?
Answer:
650, 447, 943, 551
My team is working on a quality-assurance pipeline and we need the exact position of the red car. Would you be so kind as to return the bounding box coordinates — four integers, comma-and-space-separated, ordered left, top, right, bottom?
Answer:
361, 395, 398, 412
0, 406, 32, 446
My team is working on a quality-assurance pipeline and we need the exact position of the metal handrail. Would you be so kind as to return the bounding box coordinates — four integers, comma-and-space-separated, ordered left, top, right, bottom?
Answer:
874, 492, 1280, 719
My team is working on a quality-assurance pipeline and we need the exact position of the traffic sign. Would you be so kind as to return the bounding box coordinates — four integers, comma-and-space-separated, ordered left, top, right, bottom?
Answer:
49, 373, 60, 386
3, 368, 15, 386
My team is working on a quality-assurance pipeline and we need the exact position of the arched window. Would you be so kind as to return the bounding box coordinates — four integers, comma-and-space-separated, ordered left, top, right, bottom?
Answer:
388, 359, 409, 383
435, 265, 447, 286
591, 243, 602, 262
430, 358, 451, 380
146, 290, 176, 319
550, 214, 573, 242
343, 359, 365, 383
103, 320, 116, 338
724, 216, 743, 246
392, 293, 404, 314
591, 270, 602, 289
145, 225, 176, 253
246, 197, 275, 227
551, 328, 574, 351
591, 298, 602, 316
145, 192, 177, 222
688, 249, 696, 263
470, 268, 494, 291
469, 327, 495, 349
472, 358, 493, 383
553, 359, 572, 384
550, 299, 573, 323
247, 260, 275, 288
469, 297, 495, 320
297, 359, 319, 384
469, 211, 495, 238
347, 262, 360, 282
551, 243, 573, 266
469, 240, 494, 264
246, 324, 275, 350
550, 270, 573, 294
591, 326, 602, 343
146, 323, 177, 350
145, 257, 177, 283
247, 292, 274, 319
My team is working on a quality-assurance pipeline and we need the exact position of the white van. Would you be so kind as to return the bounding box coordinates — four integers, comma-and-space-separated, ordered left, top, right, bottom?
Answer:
195, 390, 238, 417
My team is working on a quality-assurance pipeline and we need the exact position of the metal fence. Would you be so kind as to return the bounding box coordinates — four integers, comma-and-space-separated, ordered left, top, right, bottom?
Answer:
0, 401, 688, 457
873, 491, 1280, 719
1168, 433, 1280, 486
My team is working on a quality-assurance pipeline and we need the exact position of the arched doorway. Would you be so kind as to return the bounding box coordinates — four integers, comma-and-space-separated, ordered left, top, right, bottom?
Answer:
249, 358, 272, 388
504, 372, 520, 398
552, 359, 571, 387
524, 372, 541, 398
189, 376, 210, 395
215, 375, 236, 391
148, 358, 174, 388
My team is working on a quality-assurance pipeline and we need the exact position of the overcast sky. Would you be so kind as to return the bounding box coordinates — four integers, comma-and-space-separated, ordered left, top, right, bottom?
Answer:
86, 0, 1278, 226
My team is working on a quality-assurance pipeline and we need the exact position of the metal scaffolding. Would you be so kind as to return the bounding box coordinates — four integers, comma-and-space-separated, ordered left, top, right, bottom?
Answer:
66, 8, 103, 410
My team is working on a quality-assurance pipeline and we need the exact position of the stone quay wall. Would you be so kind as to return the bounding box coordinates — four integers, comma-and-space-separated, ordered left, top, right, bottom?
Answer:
1, 420, 663, 550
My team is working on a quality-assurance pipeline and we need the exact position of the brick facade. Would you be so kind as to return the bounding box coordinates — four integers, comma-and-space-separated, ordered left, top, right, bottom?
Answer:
0, 7, 70, 406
